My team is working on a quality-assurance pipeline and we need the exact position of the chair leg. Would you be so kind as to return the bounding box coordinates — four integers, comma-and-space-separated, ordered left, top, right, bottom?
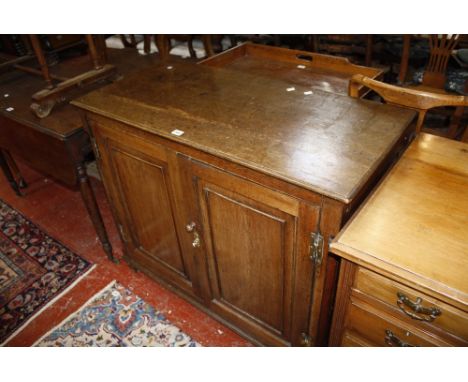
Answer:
29, 34, 54, 89
155, 35, 170, 60
143, 35, 151, 54
398, 35, 411, 85
202, 35, 215, 57
0, 150, 21, 196
188, 36, 197, 59
447, 106, 465, 139
461, 125, 468, 143
365, 34, 373, 66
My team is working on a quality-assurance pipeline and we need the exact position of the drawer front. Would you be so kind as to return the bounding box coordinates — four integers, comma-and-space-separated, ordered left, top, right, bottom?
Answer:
346, 297, 452, 347
341, 331, 373, 347
354, 267, 468, 342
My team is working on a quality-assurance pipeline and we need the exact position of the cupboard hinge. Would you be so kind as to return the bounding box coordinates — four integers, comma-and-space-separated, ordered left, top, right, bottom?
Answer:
117, 224, 128, 243
300, 332, 313, 347
309, 231, 324, 267
90, 136, 101, 161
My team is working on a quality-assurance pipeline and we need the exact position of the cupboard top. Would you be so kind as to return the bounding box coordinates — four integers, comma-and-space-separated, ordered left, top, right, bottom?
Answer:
73, 61, 415, 203
199, 42, 384, 97
331, 134, 468, 309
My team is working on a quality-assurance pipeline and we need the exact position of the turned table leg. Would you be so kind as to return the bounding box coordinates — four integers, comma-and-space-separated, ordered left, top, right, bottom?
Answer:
3, 150, 27, 189
76, 162, 117, 263
0, 149, 21, 196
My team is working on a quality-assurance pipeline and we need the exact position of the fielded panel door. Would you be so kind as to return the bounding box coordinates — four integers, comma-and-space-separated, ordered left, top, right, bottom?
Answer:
93, 125, 200, 298
186, 159, 321, 346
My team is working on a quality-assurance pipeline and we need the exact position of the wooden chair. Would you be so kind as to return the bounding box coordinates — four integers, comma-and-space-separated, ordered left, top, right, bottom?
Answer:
349, 74, 468, 137
399, 34, 462, 86
423, 35, 461, 88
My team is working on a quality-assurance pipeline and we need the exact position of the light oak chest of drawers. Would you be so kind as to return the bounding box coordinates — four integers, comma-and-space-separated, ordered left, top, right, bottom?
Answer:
330, 133, 468, 346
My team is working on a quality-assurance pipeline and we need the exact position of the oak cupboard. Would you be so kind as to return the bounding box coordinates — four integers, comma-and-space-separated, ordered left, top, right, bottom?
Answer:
90, 117, 322, 346
73, 60, 416, 346
329, 134, 468, 347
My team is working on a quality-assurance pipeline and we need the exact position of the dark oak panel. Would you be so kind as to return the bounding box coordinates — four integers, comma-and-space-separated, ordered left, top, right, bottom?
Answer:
204, 186, 290, 332
190, 161, 318, 346
110, 147, 185, 274
0, 116, 78, 185
94, 129, 198, 295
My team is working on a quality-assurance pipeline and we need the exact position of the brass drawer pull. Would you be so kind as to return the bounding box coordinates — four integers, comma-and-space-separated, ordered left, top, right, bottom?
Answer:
186, 222, 201, 248
397, 292, 441, 322
385, 330, 415, 347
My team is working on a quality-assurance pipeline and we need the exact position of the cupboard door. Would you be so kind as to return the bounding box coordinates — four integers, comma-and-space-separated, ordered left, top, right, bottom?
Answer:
189, 160, 320, 346
93, 126, 198, 297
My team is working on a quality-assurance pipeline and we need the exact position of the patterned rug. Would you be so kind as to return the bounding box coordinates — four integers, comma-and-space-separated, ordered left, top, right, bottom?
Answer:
0, 199, 94, 345
34, 281, 200, 346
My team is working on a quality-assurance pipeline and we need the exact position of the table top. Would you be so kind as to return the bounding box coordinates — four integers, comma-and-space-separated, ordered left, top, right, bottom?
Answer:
0, 48, 162, 140
73, 61, 415, 203
200, 43, 385, 97
331, 133, 468, 309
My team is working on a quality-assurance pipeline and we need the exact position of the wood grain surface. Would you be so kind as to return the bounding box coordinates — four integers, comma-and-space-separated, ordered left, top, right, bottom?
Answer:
73, 61, 416, 203
331, 133, 468, 309
200, 43, 384, 97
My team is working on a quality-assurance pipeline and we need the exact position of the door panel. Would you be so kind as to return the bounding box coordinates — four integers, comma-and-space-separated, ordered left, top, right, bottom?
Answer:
205, 187, 293, 332
93, 124, 197, 295
190, 161, 320, 345
111, 148, 185, 273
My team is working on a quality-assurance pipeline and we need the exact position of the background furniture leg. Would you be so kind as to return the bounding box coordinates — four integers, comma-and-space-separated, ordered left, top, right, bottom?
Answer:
0, 149, 21, 196
188, 36, 197, 58
155, 35, 170, 60
85, 35, 103, 69
143, 35, 151, 54
202, 35, 215, 57
29, 34, 54, 88
95, 35, 108, 64
76, 162, 116, 263
447, 106, 465, 139
398, 34, 411, 84
3, 150, 27, 188
365, 34, 373, 66
462, 125, 468, 142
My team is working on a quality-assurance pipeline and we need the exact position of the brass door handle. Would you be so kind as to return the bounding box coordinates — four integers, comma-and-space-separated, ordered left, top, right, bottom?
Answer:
397, 292, 441, 322
385, 330, 415, 347
186, 221, 201, 248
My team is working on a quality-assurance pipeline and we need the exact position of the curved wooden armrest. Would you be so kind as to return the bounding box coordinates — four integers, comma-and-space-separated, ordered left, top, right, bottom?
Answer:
349, 74, 468, 110
349, 74, 468, 133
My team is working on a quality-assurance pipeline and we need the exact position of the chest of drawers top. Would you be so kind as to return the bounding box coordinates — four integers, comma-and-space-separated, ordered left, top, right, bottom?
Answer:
332, 133, 468, 310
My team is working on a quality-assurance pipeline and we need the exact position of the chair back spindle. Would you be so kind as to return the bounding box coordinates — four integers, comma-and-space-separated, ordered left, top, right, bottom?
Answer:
423, 34, 460, 89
